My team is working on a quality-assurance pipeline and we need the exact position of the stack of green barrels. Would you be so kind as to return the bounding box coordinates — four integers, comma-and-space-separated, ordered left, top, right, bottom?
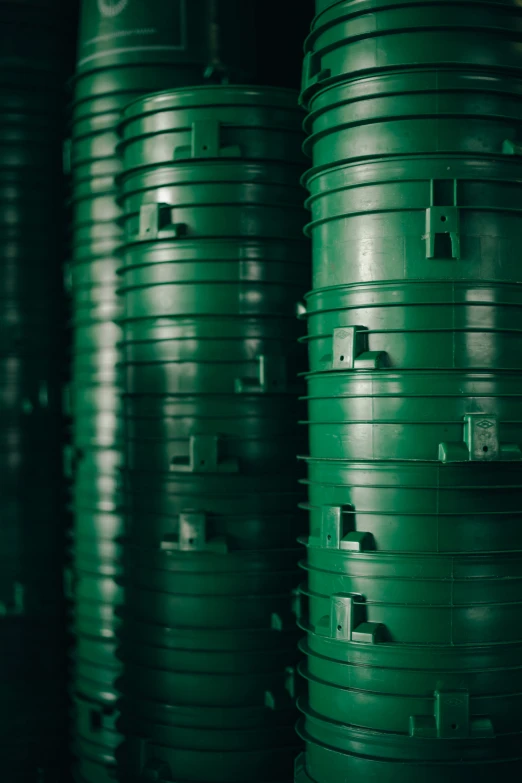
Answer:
296, 1, 522, 781
115, 86, 308, 782
0, 0, 70, 779
67, 3, 259, 781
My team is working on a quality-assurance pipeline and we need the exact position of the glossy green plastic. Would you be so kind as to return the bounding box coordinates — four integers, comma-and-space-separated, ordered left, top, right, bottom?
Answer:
295, 742, 522, 783
119, 239, 306, 293
124, 394, 305, 427
299, 640, 522, 734
120, 278, 303, 322
301, 0, 522, 106
119, 166, 306, 248
74, 738, 115, 783
125, 470, 301, 543
71, 65, 215, 119
301, 632, 522, 697
69, 44, 201, 783
73, 509, 123, 544
121, 320, 304, 398
304, 283, 522, 372
305, 156, 522, 292
300, 580, 522, 646
77, 0, 257, 79
72, 190, 120, 227
69, 249, 120, 287
304, 72, 522, 168
305, 456, 522, 518
305, 370, 522, 461
120, 248, 305, 298
113, 82, 308, 783
299, 708, 520, 761
126, 435, 304, 475
118, 86, 303, 168
71, 126, 120, 169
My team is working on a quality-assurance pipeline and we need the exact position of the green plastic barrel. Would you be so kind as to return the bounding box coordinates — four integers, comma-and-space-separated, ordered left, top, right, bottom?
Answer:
76, 0, 257, 79
304, 156, 522, 291
297, 2, 522, 782
304, 282, 522, 372
117, 86, 304, 168
116, 84, 307, 782
301, 0, 522, 107
69, 7, 309, 780
304, 370, 522, 461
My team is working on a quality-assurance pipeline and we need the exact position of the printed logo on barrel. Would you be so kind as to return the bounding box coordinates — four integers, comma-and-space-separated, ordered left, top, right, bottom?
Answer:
98, 0, 129, 17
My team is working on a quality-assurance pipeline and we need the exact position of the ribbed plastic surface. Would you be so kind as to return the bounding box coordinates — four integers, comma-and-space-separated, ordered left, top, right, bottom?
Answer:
296, 1, 522, 781
68, 4, 264, 781
0, 0, 71, 779
115, 84, 308, 783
